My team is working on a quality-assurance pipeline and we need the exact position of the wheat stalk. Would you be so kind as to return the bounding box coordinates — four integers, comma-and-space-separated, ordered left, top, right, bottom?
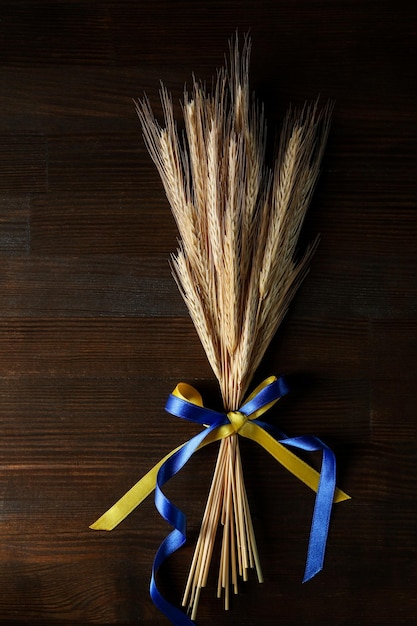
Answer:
136, 33, 332, 620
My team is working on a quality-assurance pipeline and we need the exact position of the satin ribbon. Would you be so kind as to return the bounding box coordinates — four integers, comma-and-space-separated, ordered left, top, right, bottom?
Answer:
91, 376, 350, 624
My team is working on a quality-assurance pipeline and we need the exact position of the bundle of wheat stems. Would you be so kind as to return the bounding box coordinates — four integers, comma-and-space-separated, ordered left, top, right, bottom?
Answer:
136, 35, 332, 621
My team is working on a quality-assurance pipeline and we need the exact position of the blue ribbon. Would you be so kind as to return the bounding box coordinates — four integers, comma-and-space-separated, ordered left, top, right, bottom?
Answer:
150, 377, 337, 624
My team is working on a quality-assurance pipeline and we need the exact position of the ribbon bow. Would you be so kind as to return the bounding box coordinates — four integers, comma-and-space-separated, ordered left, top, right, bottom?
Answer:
91, 376, 350, 625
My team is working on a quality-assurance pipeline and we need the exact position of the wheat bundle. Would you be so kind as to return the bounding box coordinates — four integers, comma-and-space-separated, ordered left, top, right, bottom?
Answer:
136, 35, 331, 619
91, 34, 350, 626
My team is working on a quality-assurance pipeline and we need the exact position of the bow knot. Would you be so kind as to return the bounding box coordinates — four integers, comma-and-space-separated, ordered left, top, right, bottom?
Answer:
90, 375, 350, 626
227, 410, 249, 433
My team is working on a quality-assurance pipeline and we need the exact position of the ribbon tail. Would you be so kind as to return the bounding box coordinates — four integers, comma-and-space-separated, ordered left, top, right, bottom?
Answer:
301, 445, 336, 582
90, 423, 235, 531
90, 442, 186, 531
272, 434, 338, 582
150, 530, 194, 626
240, 422, 348, 582
240, 421, 350, 502
150, 421, 227, 625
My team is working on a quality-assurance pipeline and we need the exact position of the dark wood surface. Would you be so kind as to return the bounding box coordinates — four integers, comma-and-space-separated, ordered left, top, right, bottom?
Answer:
0, 1, 416, 624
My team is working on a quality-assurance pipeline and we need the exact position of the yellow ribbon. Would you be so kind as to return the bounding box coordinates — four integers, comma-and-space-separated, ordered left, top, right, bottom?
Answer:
91, 378, 350, 531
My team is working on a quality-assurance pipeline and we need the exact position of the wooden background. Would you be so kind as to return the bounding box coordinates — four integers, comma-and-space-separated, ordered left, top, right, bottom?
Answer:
0, 1, 416, 624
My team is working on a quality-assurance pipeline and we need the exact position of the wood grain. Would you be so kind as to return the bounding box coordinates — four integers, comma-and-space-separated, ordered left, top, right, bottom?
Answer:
0, 1, 415, 624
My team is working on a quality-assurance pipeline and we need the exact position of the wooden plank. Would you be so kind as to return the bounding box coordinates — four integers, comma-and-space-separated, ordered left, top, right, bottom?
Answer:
371, 319, 417, 380
0, 256, 184, 317
0, 67, 414, 139
30, 190, 177, 255
266, 317, 371, 378
0, 317, 371, 379
369, 320, 417, 439
306, 172, 417, 258
33, 131, 417, 256
0, 195, 30, 255
0, 375, 369, 470
1, 253, 415, 320
46, 135, 149, 192
0, 2, 112, 66
294, 252, 417, 320
0, 318, 211, 378
0, 67, 183, 135
0, 376, 208, 466
371, 378, 417, 442
0, 137, 47, 193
